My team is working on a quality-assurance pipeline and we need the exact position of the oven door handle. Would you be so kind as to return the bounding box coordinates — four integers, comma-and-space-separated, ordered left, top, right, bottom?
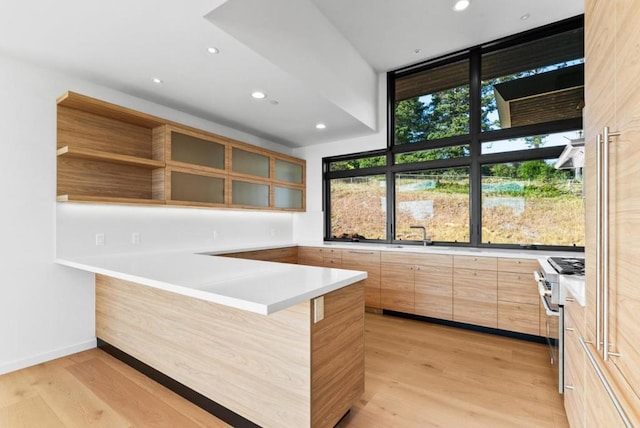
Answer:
540, 294, 560, 317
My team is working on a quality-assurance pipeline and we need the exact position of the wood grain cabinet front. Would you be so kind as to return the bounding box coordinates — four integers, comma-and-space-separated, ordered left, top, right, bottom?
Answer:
564, 300, 586, 428
452, 256, 497, 329
496, 258, 540, 336
56, 92, 306, 212
380, 252, 453, 320
342, 250, 381, 309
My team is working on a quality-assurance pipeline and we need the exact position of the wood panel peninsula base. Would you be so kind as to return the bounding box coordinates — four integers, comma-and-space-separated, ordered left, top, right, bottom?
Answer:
95, 275, 365, 428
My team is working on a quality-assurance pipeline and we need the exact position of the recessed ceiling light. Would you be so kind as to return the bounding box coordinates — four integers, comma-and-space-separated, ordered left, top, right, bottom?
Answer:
152, 78, 163, 84
316, 123, 326, 130
520, 13, 531, 21
207, 47, 219, 54
251, 91, 267, 99
453, 0, 470, 11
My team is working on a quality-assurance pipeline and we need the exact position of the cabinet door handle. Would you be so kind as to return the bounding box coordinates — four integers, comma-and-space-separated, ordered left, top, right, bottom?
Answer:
596, 132, 603, 352
565, 385, 575, 391
348, 251, 374, 255
565, 297, 575, 302
566, 327, 575, 332
603, 126, 621, 361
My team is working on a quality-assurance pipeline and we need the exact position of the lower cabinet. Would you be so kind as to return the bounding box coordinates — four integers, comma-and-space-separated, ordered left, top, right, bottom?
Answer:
414, 257, 453, 321
452, 256, 497, 328
584, 351, 627, 427
497, 258, 541, 336
341, 250, 381, 309
233, 247, 542, 336
297, 246, 341, 267
380, 252, 453, 320
380, 262, 415, 313
564, 301, 586, 428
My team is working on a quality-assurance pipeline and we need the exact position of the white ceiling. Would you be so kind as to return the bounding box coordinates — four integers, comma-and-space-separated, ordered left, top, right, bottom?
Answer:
0, 0, 583, 148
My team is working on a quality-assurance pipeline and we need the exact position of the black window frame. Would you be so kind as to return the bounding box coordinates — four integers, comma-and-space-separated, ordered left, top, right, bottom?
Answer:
323, 15, 584, 252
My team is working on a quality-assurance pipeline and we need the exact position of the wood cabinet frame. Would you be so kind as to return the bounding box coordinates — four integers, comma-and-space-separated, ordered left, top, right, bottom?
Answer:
56, 91, 306, 212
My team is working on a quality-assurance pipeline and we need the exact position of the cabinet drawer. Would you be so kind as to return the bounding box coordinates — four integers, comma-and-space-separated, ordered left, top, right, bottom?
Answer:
564, 296, 585, 337
342, 249, 380, 265
497, 271, 539, 305
454, 268, 497, 287
321, 247, 342, 258
298, 247, 324, 266
323, 257, 342, 267
454, 255, 497, 271
497, 301, 539, 336
497, 257, 539, 274
381, 251, 452, 267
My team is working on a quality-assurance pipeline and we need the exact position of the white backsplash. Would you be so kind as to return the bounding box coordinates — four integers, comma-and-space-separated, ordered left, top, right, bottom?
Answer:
56, 203, 295, 257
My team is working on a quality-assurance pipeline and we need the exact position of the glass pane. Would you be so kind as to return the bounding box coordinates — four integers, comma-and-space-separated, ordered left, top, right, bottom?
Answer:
395, 168, 470, 243
171, 132, 225, 170
329, 155, 386, 171
330, 175, 386, 240
394, 59, 469, 144
481, 160, 584, 246
171, 172, 224, 204
395, 145, 470, 164
481, 131, 582, 155
232, 148, 269, 178
274, 187, 303, 209
232, 180, 269, 207
275, 159, 303, 184
481, 28, 584, 132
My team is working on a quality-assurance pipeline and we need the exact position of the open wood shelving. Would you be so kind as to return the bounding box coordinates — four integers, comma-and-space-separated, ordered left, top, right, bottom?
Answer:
56, 91, 306, 211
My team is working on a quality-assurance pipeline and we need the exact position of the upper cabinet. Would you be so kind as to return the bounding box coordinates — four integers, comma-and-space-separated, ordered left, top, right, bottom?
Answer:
56, 92, 166, 205
56, 92, 306, 211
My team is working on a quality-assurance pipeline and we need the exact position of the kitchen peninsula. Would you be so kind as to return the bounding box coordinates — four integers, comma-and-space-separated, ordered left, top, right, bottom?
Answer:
57, 251, 366, 428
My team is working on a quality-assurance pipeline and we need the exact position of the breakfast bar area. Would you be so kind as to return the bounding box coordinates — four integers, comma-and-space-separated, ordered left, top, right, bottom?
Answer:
57, 253, 366, 428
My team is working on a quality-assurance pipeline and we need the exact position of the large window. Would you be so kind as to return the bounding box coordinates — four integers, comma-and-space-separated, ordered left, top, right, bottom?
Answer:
324, 17, 584, 250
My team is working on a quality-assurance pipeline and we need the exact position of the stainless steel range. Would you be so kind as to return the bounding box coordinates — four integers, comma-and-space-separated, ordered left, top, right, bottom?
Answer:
534, 256, 585, 394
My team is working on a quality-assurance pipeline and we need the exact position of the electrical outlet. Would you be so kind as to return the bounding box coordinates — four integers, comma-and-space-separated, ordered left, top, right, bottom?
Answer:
131, 232, 140, 245
95, 233, 105, 246
270, 228, 277, 237
313, 296, 325, 323
213, 230, 219, 241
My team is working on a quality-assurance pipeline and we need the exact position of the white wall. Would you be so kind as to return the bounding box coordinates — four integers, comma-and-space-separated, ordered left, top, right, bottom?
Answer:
0, 52, 296, 375
292, 73, 387, 241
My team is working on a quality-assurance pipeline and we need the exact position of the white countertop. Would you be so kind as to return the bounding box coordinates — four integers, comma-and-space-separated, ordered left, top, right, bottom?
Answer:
295, 241, 583, 260
56, 250, 366, 315
56, 241, 583, 316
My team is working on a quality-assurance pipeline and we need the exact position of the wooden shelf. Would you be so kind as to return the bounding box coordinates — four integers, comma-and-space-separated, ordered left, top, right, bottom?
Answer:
57, 91, 165, 129
57, 194, 164, 205
57, 146, 164, 169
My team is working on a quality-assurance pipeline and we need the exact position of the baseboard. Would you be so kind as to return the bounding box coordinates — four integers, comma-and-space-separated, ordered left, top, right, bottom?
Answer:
0, 338, 97, 375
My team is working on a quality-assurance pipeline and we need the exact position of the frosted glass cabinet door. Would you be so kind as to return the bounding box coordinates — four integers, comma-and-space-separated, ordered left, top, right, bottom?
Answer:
171, 172, 225, 204
275, 159, 303, 184
232, 148, 269, 178
171, 132, 225, 170
274, 187, 303, 209
232, 180, 269, 207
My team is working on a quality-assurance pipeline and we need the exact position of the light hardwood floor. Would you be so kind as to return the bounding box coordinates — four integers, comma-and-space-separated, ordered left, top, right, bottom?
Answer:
0, 314, 568, 427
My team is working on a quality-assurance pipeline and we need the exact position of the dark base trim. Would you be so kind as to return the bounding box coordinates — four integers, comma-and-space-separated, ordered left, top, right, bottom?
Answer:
381, 310, 547, 344
97, 338, 260, 428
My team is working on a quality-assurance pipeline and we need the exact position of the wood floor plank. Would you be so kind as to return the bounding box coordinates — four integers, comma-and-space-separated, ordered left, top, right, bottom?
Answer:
66, 357, 211, 428
0, 312, 566, 427
24, 355, 133, 427
0, 395, 66, 428
97, 350, 229, 427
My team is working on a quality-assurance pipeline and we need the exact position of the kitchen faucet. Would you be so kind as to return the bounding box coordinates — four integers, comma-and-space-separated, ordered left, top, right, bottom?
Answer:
410, 225, 432, 246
